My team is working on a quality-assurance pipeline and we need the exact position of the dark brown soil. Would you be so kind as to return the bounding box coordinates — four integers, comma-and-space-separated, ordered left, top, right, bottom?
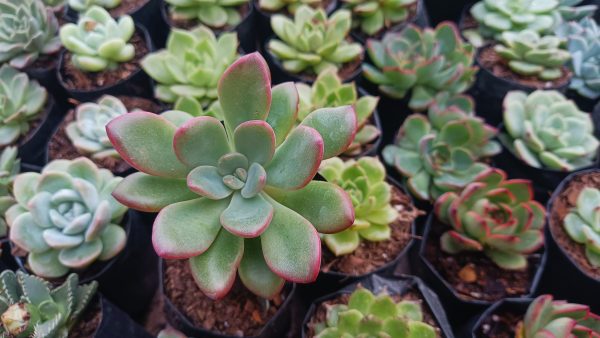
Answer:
163, 259, 287, 337
109, 0, 150, 17
459, 3, 478, 31
60, 31, 148, 91
351, 1, 418, 41
478, 45, 571, 89
48, 96, 159, 174
26, 52, 59, 72
305, 290, 442, 337
475, 309, 522, 338
321, 186, 420, 275
166, 2, 250, 32
69, 299, 102, 338
296, 52, 364, 83
550, 172, 600, 280
424, 218, 541, 301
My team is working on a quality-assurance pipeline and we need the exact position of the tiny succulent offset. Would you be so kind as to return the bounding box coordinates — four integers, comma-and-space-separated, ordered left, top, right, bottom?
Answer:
318, 157, 398, 256
518, 295, 600, 338
268, 6, 364, 76
107, 53, 357, 299
0, 147, 20, 238
0, 271, 97, 338
60, 6, 135, 72
69, 0, 121, 12
158, 327, 188, 338
7, 157, 128, 278
343, 0, 417, 36
495, 30, 571, 81
165, 0, 248, 29
66, 95, 127, 160
141, 26, 239, 118
383, 94, 500, 201
0, 0, 62, 69
296, 68, 379, 156
435, 168, 546, 270
363, 23, 477, 110
563, 187, 600, 268
0, 65, 48, 147
501, 90, 599, 171
313, 287, 436, 337
259, 0, 322, 15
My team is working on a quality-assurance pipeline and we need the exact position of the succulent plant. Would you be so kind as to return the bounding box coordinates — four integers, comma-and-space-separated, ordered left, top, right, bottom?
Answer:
318, 157, 398, 256
0, 0, 62, 69
296, 68, 379, 156
556, 18, 600, 100
268, 6, 364, 76
0, 271, 97, 338
107, 53, 357, 299
43, 0, 68, 9
563, 187, 600, 268
165, 0, 248, 28
7, 157, 128, 278
313, 287, 436, 338
501, 90, 599, 171
141, 26, 239, 118
383, 94, 500, 201
68, 0, 121, 12
59, 6, 135, 72
343, 0, 417, 36
518, 295, 600, 338
557, 0, 598, 22
434, 168, 546, 270
0, 147, 20, 238
65, 95, 127, 160
363, 23, 477, 110
494, 30, 571, 81
258, 0, 322, 14
0, 65, 48, 147
158, 327, 188, 338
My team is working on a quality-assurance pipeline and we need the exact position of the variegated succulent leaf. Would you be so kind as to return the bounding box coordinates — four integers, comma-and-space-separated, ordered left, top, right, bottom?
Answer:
107, 53, 357, 299
268, 6, 364, 76
343, 0, 417, 36
165, 0, 248, 28
501, 90, 599, 171
59, 6, 135, 72
363, 22, 477, 110
0, 270, 97, 338
434, 168, 546, 270
7, 158, 128, 278
69, 0, 121, 12
314, 287, 436, 338
563, 187, 600, 267
141, 26, 239, 118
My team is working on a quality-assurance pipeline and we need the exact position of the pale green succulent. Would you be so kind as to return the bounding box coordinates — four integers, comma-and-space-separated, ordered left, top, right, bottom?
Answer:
59, 6, 135, 72
563, 187, 600, 267
65, 95, 127, 160
43, 0, 68, 9
0, 65, 48, 147
343, 0, 417, 36
501, 90, 599, 171
7, 157, 128, 278
166, 0, 248, 29
259, 0, 322, 15
0, 0, 62, 69
0, 147, 19, 238
68, 0, 121, 12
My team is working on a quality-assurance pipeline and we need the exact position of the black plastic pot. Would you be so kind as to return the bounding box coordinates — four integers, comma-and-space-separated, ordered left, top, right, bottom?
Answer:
92, 295, 153, 338
0, 238, 16, 271
57, 24, 154, 103
539, 169, 600, 313
462, 298, 530, 338
301, 274, 455, 338
423, 0, 469, 25
159, 259, 297, 338
14, 210, 158, 320
18, 96, 63, 167
415, 214, 546, 331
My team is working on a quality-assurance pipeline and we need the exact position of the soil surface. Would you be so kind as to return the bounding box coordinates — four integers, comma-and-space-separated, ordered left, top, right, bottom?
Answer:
109, 0, 149, 17
351, 1, 418, 41
550, 172, 600, 280
48, 96, 159, 173
69, 299, 102, 338
475, 309, 522, 338
424, 218, 541, 302
296, 52, 363, 83
166, 3, 250, 32
26, 53, 59, 72
163, 259, 288, 336
321, 186, 420, 275
305, 290, 442, 337
60, 31, 148, 91
478, 45, 571, 89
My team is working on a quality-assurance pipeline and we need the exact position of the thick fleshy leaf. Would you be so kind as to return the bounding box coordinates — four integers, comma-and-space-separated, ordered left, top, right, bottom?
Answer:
10, 213, 49, 253
187, 166, 232, 199
58, 240, 103, 269
266, 82, 299, 146
323, 230, 360, 256
112, 172, 198, 212
153, 198, 228, 259
106, 112, 189, 178
234, 121, 276, 165
189, 229, 244, 299
98, 224, 127, 261
28, 251, 69, 278
218, 53, 271, 132
220, 192, 273, 238
300, 106, 357, 159
13, 172, 40, 206
173, 116, 231, 167
260, 198, 320, 283
238, 238, 285, 299
266, 126, 323, 190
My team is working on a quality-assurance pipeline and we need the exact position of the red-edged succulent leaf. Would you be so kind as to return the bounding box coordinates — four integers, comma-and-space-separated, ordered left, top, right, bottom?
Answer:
265, 126, 323, 190
106, 111, 189, 178
234, 120, 276, 165
500, 179, 533, 203
434, 192, 457, 224
238, 237, 285, 299
112, 172, 198, 212
440, 230, 484, 253
220, 192, 273, 238
173, 116, 231, 167
218, 53, 271, 132
266, 82, 299, 147
300, 106, 357, 159
187, 166, 233, 200
527, 201, 546, 230
525, 295, 555, 334
189, 229, 244, 299
152, 198, 228, 259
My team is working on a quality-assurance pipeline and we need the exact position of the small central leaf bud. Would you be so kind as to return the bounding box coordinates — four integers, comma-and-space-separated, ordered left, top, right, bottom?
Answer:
1, 303, 32, 337
223, 175, 245, 190
235, 168, 247, 182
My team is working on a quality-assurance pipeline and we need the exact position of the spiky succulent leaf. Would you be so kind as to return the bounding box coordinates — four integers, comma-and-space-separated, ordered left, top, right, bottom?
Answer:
166, 0, 248, 29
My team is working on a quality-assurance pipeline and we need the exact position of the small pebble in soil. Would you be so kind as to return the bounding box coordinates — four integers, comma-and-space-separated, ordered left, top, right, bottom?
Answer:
458, 263, 477, 283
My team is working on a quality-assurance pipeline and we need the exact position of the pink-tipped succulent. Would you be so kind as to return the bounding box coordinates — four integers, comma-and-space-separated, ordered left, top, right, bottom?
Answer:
107, 53, 357, 299
434, 168, 546, 270
517, 295, 600, 338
